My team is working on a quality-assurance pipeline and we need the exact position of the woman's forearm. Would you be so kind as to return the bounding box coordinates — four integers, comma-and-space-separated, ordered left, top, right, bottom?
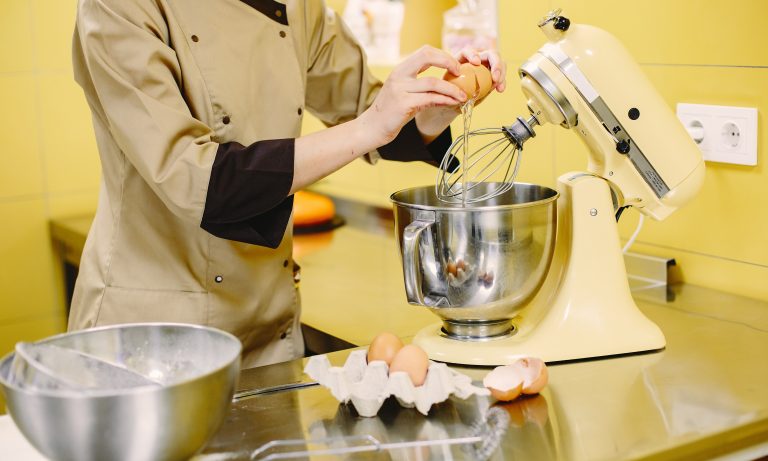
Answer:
289, 45, 509, 194
290, 116, 380, 194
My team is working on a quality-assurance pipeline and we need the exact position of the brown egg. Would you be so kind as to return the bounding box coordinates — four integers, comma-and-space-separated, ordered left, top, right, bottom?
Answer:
472, 64, 494, 101
389, 344, 429, 386
366, 332, 403, 365
443, 62, 477, 99
443, 62, 494, 101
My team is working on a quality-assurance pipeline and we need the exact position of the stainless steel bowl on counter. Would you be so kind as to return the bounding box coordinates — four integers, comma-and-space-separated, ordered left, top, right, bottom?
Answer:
0, 323, 242, 461
391, 183, 558, 339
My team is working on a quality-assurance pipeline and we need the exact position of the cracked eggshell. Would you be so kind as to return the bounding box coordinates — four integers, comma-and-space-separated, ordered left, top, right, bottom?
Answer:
518, 357, 548, 395
483, 365, 524, 402
483, 357, 549, 402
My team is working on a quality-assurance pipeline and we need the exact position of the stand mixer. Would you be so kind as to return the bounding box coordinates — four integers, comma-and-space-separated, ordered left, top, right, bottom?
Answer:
390, 10, 705, 365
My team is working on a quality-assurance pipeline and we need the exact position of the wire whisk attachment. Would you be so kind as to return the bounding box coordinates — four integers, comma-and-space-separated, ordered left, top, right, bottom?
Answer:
436, 115, 539, 205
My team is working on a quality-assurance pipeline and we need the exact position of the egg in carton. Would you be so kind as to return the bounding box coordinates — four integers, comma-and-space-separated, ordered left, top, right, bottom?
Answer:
304, 350, 490, 417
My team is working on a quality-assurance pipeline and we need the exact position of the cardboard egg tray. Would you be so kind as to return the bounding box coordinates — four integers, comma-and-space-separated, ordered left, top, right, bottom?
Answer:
304, 349, 490, 417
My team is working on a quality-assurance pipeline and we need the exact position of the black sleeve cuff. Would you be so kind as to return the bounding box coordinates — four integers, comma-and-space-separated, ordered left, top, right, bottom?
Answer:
201, 139, 295, 249
377, 119, 453, 167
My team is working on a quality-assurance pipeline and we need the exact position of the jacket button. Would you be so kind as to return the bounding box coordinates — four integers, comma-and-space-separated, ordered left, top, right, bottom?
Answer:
191, 35, 199, 42
280, 331, 287, 339
279, 31, 286, 38
297, 107, 303, 116
222, 116, 231, 125
275, 9, 282, 18
215, 275, 223, 283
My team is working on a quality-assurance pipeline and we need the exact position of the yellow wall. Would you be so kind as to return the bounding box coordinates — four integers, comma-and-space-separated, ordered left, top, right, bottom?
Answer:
0, 0, 766, 409
0, 0, 98, 351
0, 0, 100, 411
311, 0, 768, 302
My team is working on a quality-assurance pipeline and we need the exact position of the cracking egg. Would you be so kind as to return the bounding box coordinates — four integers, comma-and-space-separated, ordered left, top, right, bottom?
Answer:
473, 64, 494, 101
443, 62, 494, 101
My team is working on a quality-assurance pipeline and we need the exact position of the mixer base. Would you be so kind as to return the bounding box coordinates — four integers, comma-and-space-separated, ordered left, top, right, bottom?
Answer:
415, 321, 664, 366
441, 319, 515, 340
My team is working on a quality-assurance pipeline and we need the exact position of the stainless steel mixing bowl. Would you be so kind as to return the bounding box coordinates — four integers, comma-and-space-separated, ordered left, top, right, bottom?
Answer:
391, 183, 558, 339
0, 323, 241, 461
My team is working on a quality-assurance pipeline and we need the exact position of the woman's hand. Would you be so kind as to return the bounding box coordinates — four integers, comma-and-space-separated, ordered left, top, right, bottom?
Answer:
458, 46, 507, 94
358, 46, 468, 147
415, 46, 507, 142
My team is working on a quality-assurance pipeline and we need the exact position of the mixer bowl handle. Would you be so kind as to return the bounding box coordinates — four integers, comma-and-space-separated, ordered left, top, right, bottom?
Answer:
402, 219, 434, 306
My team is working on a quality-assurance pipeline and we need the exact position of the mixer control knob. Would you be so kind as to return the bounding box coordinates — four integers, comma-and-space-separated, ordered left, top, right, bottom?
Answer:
616, 140, 631, 154
554, 16, 571, 31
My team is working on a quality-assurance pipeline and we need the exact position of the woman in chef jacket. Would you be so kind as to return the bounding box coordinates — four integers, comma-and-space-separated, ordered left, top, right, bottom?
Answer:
69, 0, 506, 368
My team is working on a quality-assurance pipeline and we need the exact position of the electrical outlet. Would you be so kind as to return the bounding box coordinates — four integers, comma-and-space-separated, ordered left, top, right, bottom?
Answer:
676, 103, 758, 166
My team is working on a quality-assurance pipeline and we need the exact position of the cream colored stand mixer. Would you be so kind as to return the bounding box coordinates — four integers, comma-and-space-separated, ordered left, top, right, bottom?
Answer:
390, 10, 705, 365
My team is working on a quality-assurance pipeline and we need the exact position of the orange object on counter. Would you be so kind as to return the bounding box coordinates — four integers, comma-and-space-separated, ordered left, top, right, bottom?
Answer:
293, 190, 335, 227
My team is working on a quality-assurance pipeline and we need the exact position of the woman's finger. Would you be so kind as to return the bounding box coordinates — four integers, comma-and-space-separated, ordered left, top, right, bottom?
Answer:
393, 45, 460, 77
409, 92, 462, 111
406, 76, 467, 103
478, 49, 507, 91
456, 47, 483, 66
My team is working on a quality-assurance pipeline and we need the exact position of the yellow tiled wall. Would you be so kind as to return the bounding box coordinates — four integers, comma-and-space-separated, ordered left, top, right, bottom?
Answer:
0, 0, 99, 411
311, 0, 768, 302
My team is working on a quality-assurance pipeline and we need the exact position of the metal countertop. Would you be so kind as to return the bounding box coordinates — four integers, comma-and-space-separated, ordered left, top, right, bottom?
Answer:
198, 280, 768, 460
49, 202, 768, 460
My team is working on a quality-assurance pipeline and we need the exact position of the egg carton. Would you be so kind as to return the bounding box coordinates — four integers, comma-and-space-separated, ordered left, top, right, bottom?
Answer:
304, 350, 490, 417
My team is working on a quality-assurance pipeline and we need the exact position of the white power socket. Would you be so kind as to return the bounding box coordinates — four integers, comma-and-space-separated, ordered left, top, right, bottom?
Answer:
676, 103, 758, 166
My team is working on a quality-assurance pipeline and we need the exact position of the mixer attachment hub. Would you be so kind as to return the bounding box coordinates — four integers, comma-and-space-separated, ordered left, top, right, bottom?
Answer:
441, 319, 515, 341
503, 115, 539, 150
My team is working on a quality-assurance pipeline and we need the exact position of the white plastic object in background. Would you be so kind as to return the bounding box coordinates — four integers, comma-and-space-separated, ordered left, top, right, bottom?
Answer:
344, 0, 404, 65
366, 0, 404, 64
442, 0, 498, 55
677, 103, 758, 166
342, 0, 371, 48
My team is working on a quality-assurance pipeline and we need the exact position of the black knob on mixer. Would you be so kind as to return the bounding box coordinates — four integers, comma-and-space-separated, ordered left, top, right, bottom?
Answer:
554, 16, 571, 31
616, 140, 631, 154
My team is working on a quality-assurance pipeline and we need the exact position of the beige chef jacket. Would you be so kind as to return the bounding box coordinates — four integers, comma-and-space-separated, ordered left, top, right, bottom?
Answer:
70, 0, 451, 368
